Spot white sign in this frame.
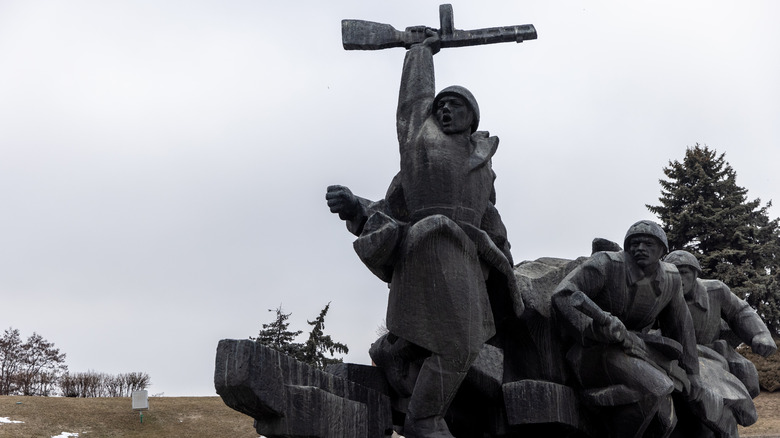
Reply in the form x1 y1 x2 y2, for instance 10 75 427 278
132 390 149 411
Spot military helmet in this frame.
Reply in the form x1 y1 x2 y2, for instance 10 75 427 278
433 85 480 133
623 220 669 254
664 250 703 274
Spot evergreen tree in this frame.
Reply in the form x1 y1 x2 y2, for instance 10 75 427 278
251 306 304 360
252 303 349 368
647 144 780 332
300 303 349 369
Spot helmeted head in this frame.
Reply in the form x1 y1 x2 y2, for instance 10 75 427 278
664 250 702 296
623 220 669 253
433 85 480 134
624 220 669 270
664 250 702 274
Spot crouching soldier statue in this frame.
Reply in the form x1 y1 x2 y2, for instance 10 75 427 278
552 220 704 438
665 249 777 438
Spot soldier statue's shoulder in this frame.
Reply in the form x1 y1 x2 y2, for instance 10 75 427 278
699 278 729 293
602 250 624 263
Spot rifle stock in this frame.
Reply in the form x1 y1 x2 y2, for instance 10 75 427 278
342 20 408 51
342 19 537 51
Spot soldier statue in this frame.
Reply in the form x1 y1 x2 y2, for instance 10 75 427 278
665 249 777 438
552 220 704 438
327 28 523 437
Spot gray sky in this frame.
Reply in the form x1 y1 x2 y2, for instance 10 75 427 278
1 1 778 397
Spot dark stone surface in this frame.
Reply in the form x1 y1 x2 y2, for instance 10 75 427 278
665 249 778 437
506 257 586 384
341 4 537 51
326 362 393 397
325 6 537 435
503 380 580 429
215 340 392 438
215 246 774 437
215 5 774 437
551 221 703 438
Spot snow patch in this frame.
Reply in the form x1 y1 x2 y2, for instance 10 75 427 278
51 433 78 438
0 417 24 424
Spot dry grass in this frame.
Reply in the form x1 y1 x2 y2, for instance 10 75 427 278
1 392 779 437
740 391 780 437
0 395 258 437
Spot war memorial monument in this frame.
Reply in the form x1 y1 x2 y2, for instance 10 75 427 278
214 5 776 437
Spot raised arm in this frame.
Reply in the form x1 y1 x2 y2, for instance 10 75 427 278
396 32 439 150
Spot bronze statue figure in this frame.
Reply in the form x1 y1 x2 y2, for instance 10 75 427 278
665 250 777 438
327 5 537 437
552 220 704 438
327 30 523 438
216 6 776 438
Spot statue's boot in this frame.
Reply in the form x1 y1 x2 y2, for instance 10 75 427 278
404 354 470 438
403 416 454 438
606 395 675 438
369 333 425 398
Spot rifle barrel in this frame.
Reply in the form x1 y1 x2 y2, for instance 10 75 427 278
342 19 537 51
442 25 537 48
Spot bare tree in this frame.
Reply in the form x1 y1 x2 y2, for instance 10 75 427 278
60 370 150 397
1 328 67 396
0 328 23 395
124 372 151 395
15 332 67 396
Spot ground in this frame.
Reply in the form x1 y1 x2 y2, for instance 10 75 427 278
740 391 780 437
0 392 778 437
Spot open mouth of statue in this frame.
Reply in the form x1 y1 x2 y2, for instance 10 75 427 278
441 114 452 124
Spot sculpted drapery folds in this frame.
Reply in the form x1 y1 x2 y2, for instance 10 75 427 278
552 220 702 438
665 250 777 437
326 32 521 438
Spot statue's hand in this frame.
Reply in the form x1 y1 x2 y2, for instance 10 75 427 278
590 314 627 345
751 332 777 357
418 28 441 55
326 185 360 221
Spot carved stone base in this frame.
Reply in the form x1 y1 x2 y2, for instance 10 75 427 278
215 339 393 438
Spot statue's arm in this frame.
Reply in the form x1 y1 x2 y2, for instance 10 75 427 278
480 203 513 265
479 168 512 262
325 185 374 236
659 282 700 375
718 282 777 357
326 173 406 236
551 257 610 345
396 36 437 150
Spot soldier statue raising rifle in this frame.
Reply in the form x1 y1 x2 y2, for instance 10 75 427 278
327 5 536 437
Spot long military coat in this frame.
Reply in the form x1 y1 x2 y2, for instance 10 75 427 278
345 43 520 357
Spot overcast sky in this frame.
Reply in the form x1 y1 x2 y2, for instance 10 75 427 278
1 1 778 397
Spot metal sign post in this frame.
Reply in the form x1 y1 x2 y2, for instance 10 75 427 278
132 390 149 424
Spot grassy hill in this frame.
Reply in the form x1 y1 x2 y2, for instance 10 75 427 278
0 395 258 437
1 393 779 437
